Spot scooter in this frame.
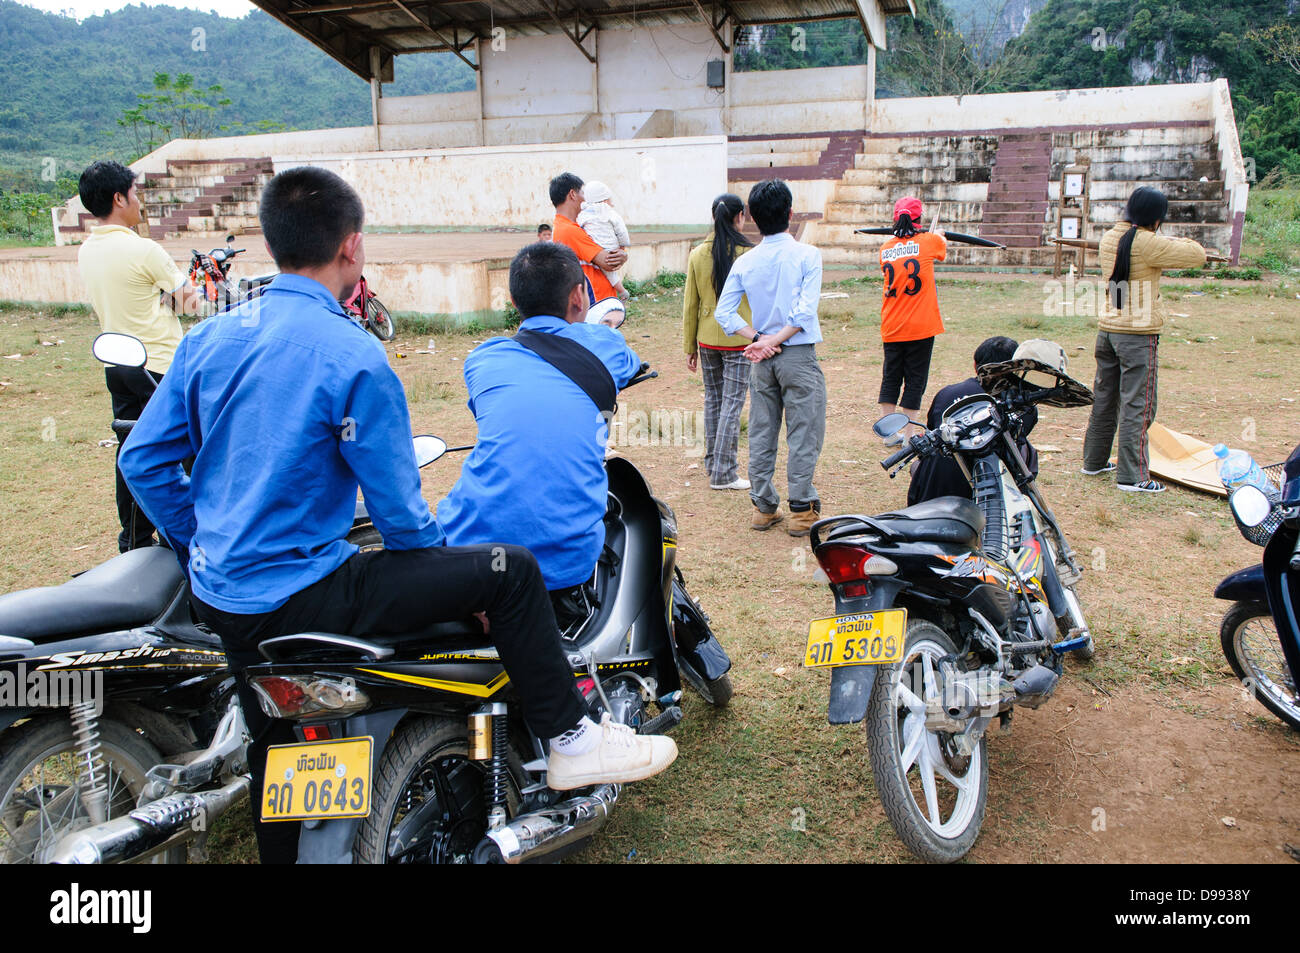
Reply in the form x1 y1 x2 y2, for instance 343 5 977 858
1214 447 1300 730
240 365 732 864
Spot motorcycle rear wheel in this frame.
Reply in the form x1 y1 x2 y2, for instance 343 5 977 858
0 715 182 864
1221 601 1300 730
866 620 989 863
354 716 498 864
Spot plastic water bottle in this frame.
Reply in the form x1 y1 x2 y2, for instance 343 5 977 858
1213 444 1278 500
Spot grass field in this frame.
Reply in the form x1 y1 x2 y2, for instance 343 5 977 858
1 267 1298 864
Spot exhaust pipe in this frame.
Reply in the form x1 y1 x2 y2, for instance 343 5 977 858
473 784 619 864
48 774 250 864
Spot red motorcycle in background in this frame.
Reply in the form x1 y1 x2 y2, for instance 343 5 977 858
190 235 395 342
342 274 395 341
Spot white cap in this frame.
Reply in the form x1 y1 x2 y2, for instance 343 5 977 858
582 180 613 204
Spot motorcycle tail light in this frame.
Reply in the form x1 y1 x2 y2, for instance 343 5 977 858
251 676 310 718
816 545 897 583
250 676 369 719
301 723 333 742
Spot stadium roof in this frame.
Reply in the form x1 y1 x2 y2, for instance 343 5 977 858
249 0 915 81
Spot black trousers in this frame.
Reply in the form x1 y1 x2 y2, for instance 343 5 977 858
193 543 588 863
879 337 935 410
106 365 162 552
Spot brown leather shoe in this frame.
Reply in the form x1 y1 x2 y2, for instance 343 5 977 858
751 507 784 531
787 505 820 538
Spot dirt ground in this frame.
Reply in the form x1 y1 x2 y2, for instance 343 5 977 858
1 269 1297 864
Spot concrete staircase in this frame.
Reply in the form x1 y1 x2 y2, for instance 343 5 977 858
144 158 273 238
55 157 273 244
980 132 1052 248
806 120 1235 270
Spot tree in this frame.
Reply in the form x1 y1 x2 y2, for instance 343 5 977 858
1247 22 1300 77
116 71 233 160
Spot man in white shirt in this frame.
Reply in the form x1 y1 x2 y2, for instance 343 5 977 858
77 159 201 550
713 179 826 538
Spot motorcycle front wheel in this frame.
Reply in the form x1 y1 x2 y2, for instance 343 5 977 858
364 296 396 341
0 715 182 864
866 620 989 863
354 716 498 864
1221 601 1300 730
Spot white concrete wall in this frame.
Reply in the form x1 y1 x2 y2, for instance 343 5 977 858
274 136 725 227
731 65 869 134
481 32 595 121
871 83 1215 132
1211 78 1248 218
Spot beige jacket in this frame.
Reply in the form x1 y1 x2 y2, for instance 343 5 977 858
1097 222 1206 335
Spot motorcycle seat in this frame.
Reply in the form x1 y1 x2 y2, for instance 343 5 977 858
873 496 985 550
0 547 186 641
257 620 492 662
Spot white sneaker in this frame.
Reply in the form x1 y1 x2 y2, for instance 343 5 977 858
883 432 905 447
710 477 751 490
546 713 678 790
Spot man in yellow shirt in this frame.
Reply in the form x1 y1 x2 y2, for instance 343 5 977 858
77 159 201 550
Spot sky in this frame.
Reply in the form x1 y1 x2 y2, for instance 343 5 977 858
13 0 256 19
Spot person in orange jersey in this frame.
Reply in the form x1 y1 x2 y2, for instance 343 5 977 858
877 195 947 443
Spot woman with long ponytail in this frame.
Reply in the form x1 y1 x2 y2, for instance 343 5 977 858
683 193 755 490
1081 186 1207 493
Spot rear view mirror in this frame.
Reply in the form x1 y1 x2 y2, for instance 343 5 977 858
413 434 447 468
1230 485 1272 528
91 332 148 369
586 297 626 329
872 413 910 438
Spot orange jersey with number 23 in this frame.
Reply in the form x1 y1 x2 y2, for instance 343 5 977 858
879 231 947 343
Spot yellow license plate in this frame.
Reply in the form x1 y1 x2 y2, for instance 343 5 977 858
261 737 372 822
804 609 907 668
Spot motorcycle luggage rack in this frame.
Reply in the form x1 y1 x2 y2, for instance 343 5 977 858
809 514 892 549
257 632 395 662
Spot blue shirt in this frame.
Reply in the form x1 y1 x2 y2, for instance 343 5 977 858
437 315 640 590
713 231 823 344
118 273 441 614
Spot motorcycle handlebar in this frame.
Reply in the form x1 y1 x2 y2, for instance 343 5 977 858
881 441 917 470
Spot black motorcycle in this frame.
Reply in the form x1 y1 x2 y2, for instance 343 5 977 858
1214 447 1300 730
804 359 1094 862
0 334 437 865
240 367 732 864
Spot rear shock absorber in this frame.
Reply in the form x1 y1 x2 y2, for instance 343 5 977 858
69 700 109 825
469 702 510 831
971 456 1007 562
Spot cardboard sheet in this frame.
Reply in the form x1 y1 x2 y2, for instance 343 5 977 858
1147 423 1226 496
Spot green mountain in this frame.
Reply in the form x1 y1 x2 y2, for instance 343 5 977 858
999 0 1300 176
0 0 474 194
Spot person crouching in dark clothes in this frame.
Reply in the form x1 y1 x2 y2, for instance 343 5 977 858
907 336 1039 506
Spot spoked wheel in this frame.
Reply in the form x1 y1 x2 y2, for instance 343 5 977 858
0 716 179 864
354 717 496 864
1221 601 1300 731
364 296 395 341
866 620 989 863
